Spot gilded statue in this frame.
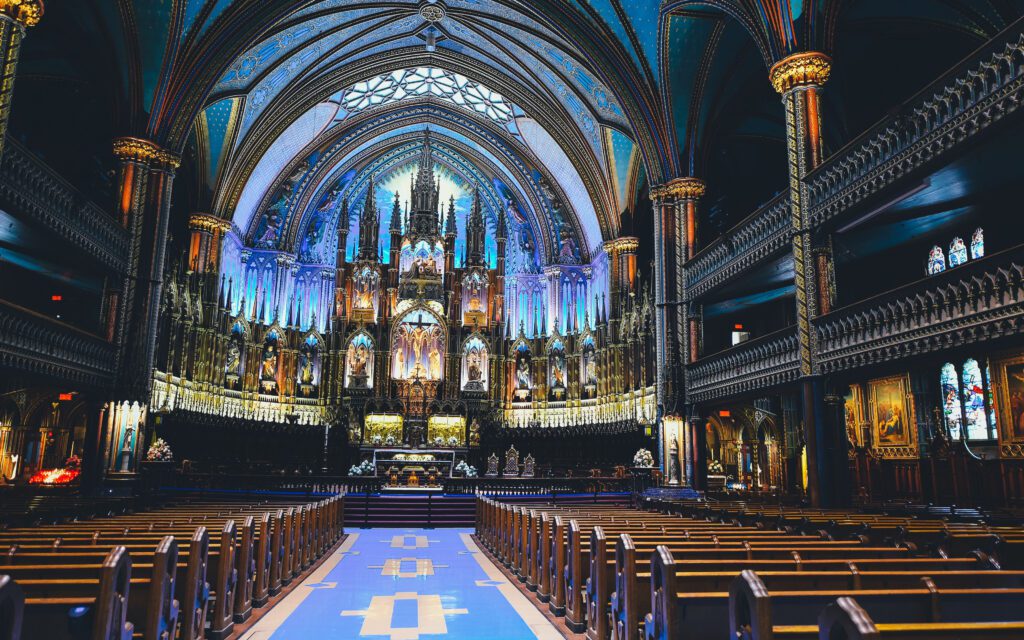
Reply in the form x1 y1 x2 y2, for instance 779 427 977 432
261 343 278 380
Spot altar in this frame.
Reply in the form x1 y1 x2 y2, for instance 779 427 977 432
373 449 457 487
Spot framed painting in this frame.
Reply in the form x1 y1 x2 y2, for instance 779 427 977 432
994 353 1024 444
868 375 914 447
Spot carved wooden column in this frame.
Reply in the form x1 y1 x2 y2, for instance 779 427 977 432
771 51 833 505
0 0 42 161
107 137 180 473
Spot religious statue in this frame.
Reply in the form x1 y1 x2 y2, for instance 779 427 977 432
469 419 481 448
393 348 405 379
585 355 597 385
551 352 566 388
668 438 680 485
429 349 442 380
354 276 373 309
261 343 278 381
349 344 368 376
118 425 135 472
299 351 314 385
467 350 482 382
225 341 241 375
516 356 531 389
411 326 429 370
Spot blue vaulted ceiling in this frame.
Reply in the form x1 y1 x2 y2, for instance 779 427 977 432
19 0 1024 246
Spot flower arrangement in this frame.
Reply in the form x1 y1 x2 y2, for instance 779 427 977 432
433 436 445 447
384 434 398 447
370 434 383 446
632 448 654 468
146 438 173 462
64 454 82 470
447 435 460 447
708 459 724 474
348 459 376 476
455 460 478 478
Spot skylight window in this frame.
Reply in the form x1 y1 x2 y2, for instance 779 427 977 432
340 67 517 125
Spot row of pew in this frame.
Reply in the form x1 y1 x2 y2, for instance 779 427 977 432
476 496 1024 639
0 494 343 640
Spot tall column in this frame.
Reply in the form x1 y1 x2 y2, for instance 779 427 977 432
668 178 704 374
108 136 180 473
187 213 230 274
770 52 834 506
649 189 674 414
0 1 42 161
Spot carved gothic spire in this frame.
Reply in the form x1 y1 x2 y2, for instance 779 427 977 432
357 175 379 260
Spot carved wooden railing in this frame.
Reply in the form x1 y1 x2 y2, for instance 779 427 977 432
815 245 1024 374
806 20 1024 228
686 328 800 404
684 193 791 300
0 137 127 272
0 299 116 386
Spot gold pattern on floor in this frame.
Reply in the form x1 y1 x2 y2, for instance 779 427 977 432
340 591 468 640
369 557 448 578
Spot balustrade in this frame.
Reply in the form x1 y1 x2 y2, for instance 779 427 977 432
0 136 128 272
815 245 1024 373
807 23 1024 228
685 328 800 403
0 298 116 385
684 194 791 300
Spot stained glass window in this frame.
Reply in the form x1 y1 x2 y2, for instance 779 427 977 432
986 364 997 431
942 359 998 441
970 227 985 260
940 362 962 440
961 359 990 440
948 237 968 268
927 245 946 275
340 67 518 125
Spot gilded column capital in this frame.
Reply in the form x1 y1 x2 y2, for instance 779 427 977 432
769 51 832 94
112 136 181 171
0 0 43 27
650 177 705 201
603 236 639 255
188 213 231 233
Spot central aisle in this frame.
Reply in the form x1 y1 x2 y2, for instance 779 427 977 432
240 528 563 640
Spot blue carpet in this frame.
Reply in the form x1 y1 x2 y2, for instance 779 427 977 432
265 528 543 639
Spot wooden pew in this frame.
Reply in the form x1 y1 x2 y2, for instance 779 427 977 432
643 561 1024 640
728 571 1024 640
816 596 1024 639
0 574 23 640
0 494 342 640
20 546 133 640
582 529 902 640
611 534 993 640
3 537 179 640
